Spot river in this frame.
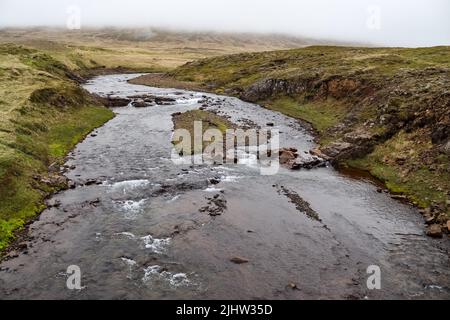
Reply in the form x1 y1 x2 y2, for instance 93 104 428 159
0 74 448 299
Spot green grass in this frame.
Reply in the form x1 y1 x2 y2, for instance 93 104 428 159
265 96 348 133
47 106 113 157
0 44 114 252
345 130 450 213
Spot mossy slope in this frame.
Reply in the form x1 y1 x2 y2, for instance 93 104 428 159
0 44 114 251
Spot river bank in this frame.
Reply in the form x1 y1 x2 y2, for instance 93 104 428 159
0 44 116 252
130 46 450 237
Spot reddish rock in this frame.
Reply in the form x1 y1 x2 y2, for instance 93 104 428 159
279 148 298 164
309 148 331 161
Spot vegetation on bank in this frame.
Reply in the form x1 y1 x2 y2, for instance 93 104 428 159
134 46 450 226
0 44 114 251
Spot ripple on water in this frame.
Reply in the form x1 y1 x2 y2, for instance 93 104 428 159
204 187 223 192
107 179 151 193
114 199 147 219
141 235 171 254
220 175 241 183
142 265 191 287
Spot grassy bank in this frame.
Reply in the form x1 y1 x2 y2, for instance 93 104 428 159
0 44 114 251
134 46 450 227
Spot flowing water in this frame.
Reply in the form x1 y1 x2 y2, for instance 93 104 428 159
0 74 448 300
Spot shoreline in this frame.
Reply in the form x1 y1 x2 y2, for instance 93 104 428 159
130 72 449 238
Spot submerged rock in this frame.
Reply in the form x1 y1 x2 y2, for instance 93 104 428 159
230 256 249 264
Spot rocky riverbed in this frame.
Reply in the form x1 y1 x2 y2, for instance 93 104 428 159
0 74 448 300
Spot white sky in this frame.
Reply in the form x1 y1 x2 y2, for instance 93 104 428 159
0 0 449 47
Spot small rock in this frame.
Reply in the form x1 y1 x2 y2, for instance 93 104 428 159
230 256 249 264
47 199 61 208
89 198 101 206
209 178 220 185
426 224 443 238
266 122 274 127
288 283 300 290
132 99 148 108
48 162 60 173
424 215 435 225
391 194 407 200
85 179 98 186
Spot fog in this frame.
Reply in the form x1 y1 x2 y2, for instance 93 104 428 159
0 0 449 47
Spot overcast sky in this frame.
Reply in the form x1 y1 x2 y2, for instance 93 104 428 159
0 0 449 47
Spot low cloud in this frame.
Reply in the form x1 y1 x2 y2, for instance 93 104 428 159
0 0 449 47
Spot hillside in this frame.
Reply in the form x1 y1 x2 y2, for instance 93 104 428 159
0 44 114 250
132 46 450 229
0 27 320 75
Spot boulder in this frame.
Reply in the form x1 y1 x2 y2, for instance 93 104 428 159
105 97 131 107
321 141 353 158
343 129 376 144
279 148 298 165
